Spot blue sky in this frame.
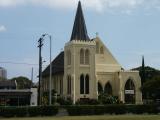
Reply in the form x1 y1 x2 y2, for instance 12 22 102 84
0 0 160 82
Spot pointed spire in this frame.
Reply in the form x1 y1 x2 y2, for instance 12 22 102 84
141 55 146 85
70 1 90 41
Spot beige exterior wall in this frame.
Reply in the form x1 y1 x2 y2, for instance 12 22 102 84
64 40 97 103
42 37 142 104
119 71 142 104
42 74 63 96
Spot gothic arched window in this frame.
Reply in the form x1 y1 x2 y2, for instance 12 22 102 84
80 74 90 94
124 79 135 104
98 82 103 94
80 49 84 64
96 42 99 53
67 75 71 94
85 74 89 94
67 50 71 65
80 74 84 94
85 49 89 65
104 82 112 95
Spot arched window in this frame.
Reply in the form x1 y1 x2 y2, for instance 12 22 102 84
100 46 104 54
80 49 84 64
85 74 89 94
96 42 99 53
125 79 135 90
85 49 89 65
125 79 135 104
67 50 71 65
80 74 90 94
104 82 112 95
67 75 71 94
98 82 103 94
80 74 84 94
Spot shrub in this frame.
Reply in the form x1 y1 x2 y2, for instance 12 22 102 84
76 98 100 105
15 107 27 117
41 106 58 116
57 97 73 105
126 105 159 114
67 105 105 116
28 106 41 117
28 106 58 117
98 94 120 104
103 105 126 114
1 107 16 118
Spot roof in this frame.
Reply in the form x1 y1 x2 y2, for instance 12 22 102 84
0 80 16 88
0 89 32 96
70 1 90 41
42 51 64 77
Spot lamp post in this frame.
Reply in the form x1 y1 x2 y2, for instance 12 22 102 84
42 34 52 105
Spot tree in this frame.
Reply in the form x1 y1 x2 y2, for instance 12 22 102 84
9 76 32 89
141 76 160 100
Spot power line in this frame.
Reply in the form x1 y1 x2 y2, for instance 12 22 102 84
0 61 38 66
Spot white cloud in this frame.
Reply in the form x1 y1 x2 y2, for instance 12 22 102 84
0 0 160 13
0 25 6 32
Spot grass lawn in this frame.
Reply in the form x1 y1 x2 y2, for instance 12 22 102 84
0 115 160 120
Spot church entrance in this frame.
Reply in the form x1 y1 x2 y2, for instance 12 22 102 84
124 79 135 104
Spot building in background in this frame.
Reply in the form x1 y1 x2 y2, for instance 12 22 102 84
0 67 7 80
42 1 142 104
0 80 37 106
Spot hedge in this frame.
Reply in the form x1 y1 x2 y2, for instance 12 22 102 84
126 105 159 114
0 104 159 117
0 106 58 118
66 105 159 116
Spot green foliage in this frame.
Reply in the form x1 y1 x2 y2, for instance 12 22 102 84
0 106 58 118
57 97 73 105
104 105 126 114
142 77 160 93
0 107 16 117
10 76 32 89
42 89 57 105
66 105 159 116
133 66 160 100
28 106 41 117
98 93 121 104
67 105 104 116
141 77 160 100
126 105 159 114
41 106 58 116
27 106 59 117
75 98 100 105
15 107 27 117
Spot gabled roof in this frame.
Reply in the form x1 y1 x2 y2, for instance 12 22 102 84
42 51 64 77
70 1 90 41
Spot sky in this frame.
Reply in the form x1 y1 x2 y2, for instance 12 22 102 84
0 0 160 82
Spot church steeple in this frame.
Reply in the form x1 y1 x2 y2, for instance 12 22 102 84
70 1 90 41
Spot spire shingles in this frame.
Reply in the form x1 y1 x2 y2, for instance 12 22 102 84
70 1 90 41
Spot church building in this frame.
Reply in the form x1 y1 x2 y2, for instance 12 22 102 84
42 1 142 104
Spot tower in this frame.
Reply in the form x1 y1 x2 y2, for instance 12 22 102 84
63 1 97 103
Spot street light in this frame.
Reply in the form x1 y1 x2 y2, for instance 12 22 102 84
42 34 52 105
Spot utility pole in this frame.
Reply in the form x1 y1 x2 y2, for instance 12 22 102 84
38 37 43 106
31 67 33 88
